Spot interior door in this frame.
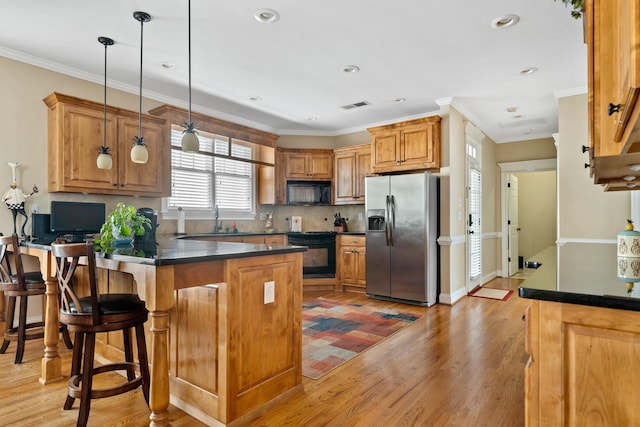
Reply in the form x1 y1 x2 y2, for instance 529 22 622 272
508 174 519 276
466 137 482 293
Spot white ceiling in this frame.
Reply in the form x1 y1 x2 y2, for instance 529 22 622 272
0 0 587 143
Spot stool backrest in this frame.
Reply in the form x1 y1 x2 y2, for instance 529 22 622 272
0 233 26 290
51 239 101 325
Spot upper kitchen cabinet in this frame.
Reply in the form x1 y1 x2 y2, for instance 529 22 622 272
282 148 333 180
44 92 169 196
368 116 441 174
334 144 372 205
587 0 640 190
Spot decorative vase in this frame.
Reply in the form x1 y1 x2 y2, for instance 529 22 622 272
112 224 134 247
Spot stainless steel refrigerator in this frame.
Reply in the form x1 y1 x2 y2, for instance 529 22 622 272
365 172 438 306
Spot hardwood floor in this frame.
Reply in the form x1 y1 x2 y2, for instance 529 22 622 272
0 277 527 426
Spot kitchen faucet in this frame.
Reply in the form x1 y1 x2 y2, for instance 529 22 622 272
214 205 223 233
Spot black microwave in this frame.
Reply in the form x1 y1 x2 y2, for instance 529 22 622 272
286 180 331 205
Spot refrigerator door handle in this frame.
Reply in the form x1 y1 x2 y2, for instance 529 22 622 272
389 194 395 246
385 195 391 246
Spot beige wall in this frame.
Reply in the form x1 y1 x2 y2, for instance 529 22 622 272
496 138 558 163
557 94 628 239
515 171 556 260
480 130 500 281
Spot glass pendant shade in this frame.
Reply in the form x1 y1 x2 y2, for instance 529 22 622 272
181 131 199 152
97 152 113 169
130 144 149 163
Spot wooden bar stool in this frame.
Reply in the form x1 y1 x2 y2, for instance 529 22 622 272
0 233 46 364
51 239 150 427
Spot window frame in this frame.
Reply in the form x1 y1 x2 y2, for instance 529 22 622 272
161 125 259 221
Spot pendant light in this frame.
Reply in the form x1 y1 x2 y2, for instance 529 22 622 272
96 36 114 170
181 0 199 153
131 11 151 164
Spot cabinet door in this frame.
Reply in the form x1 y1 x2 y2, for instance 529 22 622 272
334 151 357 204
401 123 433 169
284 153 309 179
308 153 333 179
61 104 119 192
355 247 366 286
371 130 401 172
264 235 286 245
340 246 358 284
355 148 371 201
117 117 166 196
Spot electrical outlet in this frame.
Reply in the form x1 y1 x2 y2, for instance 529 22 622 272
264 281 275 304
259 212 266 221
358 212 363 221
30 204 39 214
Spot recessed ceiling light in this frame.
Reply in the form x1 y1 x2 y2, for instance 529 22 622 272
506 106 518 113
491 14 520 29
341 65 360 74
520 67 538 75
523 129 532 134
394 98 407 103
513 114 523 119
161 62 175 69
255 9 280 23
307 117 318 121
249 96 262 102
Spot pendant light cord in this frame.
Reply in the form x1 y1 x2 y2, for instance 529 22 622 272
138 17 144 138
187 0 192 125
103 41 108 149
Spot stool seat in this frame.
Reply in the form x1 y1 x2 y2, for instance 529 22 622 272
52 239 150 427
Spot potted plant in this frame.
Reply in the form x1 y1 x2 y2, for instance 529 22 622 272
96 202 151 252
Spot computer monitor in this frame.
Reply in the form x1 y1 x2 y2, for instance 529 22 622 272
49 201 105 241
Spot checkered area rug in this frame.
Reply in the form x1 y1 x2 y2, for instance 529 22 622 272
302 297 423 379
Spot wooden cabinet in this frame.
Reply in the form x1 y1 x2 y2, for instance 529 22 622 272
525 299 640 425
337 235 366 291
44 92 169 196
334 144 372 205
368 116 440 174
283 149 333 180
586 0 640 190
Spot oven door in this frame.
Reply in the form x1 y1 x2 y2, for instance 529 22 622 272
288 234 336 278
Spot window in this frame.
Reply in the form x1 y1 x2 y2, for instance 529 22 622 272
163 125 256 220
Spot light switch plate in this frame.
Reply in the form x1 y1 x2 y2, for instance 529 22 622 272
264 281 275 304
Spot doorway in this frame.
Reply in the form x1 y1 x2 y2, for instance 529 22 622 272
466 124 482 293
499 159 557 277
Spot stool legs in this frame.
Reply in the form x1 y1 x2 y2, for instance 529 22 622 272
78 332 96 427
0 295 16 355
135 323 150 404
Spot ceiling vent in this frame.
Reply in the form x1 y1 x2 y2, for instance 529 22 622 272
341 100 371 110
498 117 547 129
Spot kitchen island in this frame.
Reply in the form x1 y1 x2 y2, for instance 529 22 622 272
519 243 640 426
22 237 306 427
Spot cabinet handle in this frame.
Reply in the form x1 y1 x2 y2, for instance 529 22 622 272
608 103 622 116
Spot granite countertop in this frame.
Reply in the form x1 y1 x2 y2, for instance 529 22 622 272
22 235 306 267
519 243 640 312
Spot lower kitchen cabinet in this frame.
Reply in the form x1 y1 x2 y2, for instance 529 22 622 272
525 299 640 426
337 235 366 292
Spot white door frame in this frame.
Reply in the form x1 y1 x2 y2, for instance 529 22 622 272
498 159 556 277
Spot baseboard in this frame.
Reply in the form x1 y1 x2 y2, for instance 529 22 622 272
439 287 467 305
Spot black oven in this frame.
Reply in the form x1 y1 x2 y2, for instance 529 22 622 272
287 232 336 278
